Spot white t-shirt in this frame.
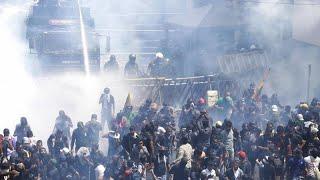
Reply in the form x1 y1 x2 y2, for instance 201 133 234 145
95 164 106 179
304 156 320 177
102 94 111 109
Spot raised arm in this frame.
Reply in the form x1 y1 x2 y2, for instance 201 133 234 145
70 130 76 151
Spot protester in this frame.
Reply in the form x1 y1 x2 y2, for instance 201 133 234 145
170 136 193 178
70 121 87 152
99 87 115 129
53 110 73 140
225 160 244 180
85 114 102 148
304 148 320 179
14 117 32 144
2 83 320 180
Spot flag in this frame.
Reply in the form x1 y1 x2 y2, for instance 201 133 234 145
124 93 132 108
252 68 271 101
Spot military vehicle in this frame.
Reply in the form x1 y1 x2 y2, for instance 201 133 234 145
26 0 100 72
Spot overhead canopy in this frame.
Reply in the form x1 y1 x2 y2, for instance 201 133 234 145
167 0 244 28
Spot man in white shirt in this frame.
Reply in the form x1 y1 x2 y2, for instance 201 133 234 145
304 148 320 179
170 136 193 179
222 120 235 159
201 161 218 180
99 87 115 130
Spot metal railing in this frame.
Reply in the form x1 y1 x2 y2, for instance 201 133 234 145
218 50 270 74
121 74 240 106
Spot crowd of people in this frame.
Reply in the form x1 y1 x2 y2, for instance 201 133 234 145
1 82 320 180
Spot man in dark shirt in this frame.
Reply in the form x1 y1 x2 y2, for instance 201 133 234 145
104 54 119 74
287 149 306 179
71 121 88 152
170 157 189 180
90 144 105 166
238 151 252 180
257 122 274 157
14 117 32 144
121 126 139 158
124 54 140 78
1 128 13 158
47 130 69 158
85 114 102 148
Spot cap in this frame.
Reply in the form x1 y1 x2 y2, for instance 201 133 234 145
157 126 166 134
300 103 309 109
297 114 304 121
215 121 223 127
238 151 247 159
60 147 70 154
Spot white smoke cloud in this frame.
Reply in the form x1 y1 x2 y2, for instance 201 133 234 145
0 3 36 133
245 1 320 105
2 0 320 144
0 2 129 144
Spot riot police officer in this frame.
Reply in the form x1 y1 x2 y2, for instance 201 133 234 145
147 52 166 77
124 54 140 78
104 54 119 74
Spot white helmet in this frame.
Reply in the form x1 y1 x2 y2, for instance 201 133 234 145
157 126 166 134
215 121 223 127
271 105 278 112
60 147 70 154
297 114 304 121
156 52 164 59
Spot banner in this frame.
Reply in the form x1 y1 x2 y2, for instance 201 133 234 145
207 90 219 107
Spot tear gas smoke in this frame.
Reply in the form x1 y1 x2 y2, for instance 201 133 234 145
0 2 129 142
1 0 320 142
245 1 320 105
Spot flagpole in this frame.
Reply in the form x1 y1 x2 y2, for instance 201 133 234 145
307 64 311 102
